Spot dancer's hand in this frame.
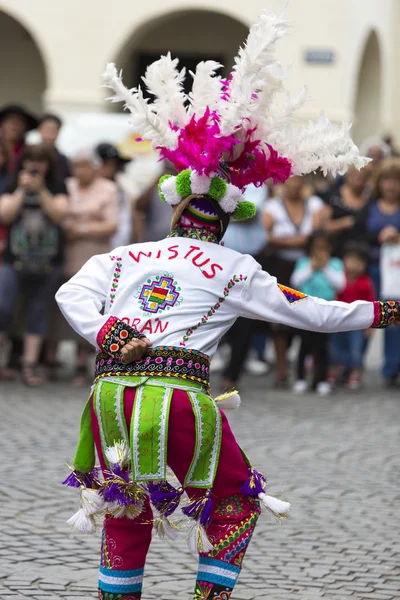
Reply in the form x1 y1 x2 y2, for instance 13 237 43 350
121 337 152 364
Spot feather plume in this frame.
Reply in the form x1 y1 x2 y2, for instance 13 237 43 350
142 53 188 128
102 63 178 148
188 60 223 117
219 10 288 136
269 112 371 176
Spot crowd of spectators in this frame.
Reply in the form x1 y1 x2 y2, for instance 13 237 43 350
0 102 399 392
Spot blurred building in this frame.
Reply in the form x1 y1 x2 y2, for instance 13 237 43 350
1 0 400 144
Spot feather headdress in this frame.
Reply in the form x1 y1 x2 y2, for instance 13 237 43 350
103 10 369 220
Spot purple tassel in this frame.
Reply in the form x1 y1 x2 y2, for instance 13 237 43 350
62 467 101 488
147 481 184 517
182 490 213 527
104 484 129 505
241 468 267 498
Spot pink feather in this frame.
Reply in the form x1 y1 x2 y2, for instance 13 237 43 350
158 108 239 176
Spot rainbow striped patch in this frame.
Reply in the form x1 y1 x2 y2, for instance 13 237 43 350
278 284 307 304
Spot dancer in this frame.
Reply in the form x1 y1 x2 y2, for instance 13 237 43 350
56 11 400 600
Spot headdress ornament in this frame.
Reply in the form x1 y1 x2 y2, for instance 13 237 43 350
103 10 369 221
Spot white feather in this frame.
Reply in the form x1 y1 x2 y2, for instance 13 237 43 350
219 10 288 136
67 508 96 533
153 516 180 541
105 441 130 468
270 112 371 176
259 493 291 517
102 63 178 149
214 391 241 410
188 60 223 117
142 53 188 128
80 488 105 516
187 523 214 554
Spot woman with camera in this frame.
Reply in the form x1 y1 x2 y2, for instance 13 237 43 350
0 144 68 386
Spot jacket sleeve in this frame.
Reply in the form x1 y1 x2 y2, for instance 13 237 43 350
56 252 142 357
238 261 380 333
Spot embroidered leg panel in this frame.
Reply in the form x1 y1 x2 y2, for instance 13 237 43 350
98 500 153 600
193 494 261 599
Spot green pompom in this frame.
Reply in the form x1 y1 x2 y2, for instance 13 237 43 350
158 174 172 202
208 176 227 201
232 201 257 221
175 170 192 198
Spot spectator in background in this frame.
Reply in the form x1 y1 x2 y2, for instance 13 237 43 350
48 149 119 385
263 176 324 387
0 139 10 258
38 114 70 182
366 159 400 297
291 231 345 396
365 158 400 386
134 161 177 242
321 166 371 255
0 145 68 385
0 104 38 173
96 142 132 247
329 243 375 391
221 184 269 388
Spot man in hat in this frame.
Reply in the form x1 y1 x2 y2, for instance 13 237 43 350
96 142 133 247
0 103 38 173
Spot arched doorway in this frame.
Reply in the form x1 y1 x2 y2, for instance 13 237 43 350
109 9 248 105
352 30 381 145
0 10 47 113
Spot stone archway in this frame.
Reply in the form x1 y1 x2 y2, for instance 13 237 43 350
352 30 382 145
109 9 248 107
0 10 47 113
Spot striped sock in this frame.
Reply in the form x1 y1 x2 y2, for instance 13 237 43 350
194 556 240 598
98 566 144 599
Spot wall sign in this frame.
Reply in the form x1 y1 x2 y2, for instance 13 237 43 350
305 50 335 64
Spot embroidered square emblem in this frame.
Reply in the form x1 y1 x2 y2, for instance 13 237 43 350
278 283 307 304
138 274 182 314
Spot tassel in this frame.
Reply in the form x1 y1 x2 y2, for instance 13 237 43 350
105 441 130 468
107 499 145 519
147 481 184 517
62 467 101 489
259 492 290 518
182 490 213 527
67 508 96 533
187 522 214 554
153 516 180 541
241 468 267 497
214 390 241 410
80 488 105 515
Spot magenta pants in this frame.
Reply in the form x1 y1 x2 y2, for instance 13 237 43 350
91 385 261 599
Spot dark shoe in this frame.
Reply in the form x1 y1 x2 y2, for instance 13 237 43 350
21 363 46 387
274 376 289 389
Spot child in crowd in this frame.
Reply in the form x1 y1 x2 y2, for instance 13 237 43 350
329 243 375 390
291 231 346 395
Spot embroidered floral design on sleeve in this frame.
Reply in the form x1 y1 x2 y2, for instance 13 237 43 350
109 256 122 306
135 272 183 315
372 300 400 328
181 274 247 347
97 317 144 360
278 283 307 304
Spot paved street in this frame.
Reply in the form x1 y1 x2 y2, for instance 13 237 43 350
1 366 399 600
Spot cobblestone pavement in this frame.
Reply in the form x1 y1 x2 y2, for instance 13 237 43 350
0 371 399 600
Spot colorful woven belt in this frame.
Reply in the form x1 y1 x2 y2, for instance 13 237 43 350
93 345 210 389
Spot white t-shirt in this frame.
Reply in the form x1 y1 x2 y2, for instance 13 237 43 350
265 195 324 261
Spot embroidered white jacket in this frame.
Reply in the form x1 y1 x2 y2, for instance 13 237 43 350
56 237 377 357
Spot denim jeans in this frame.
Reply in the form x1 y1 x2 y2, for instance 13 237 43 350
383 325 400 379
0 263 61 336
330 330 365 370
